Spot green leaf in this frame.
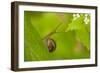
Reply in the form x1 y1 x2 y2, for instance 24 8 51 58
24 12 51 61
76 29 90 51
66 15 90 50
49 31 90 59
56 13 73 32
66 17 84 31
50 31 76 59
31 12 61 38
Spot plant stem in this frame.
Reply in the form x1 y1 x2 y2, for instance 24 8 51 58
42 14 67 40
42 22 62 40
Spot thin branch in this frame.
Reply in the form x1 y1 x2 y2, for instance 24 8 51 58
42 22 62 40
42 14 67 40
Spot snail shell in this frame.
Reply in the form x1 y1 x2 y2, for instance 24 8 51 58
47 38 56 52
44 38 56 52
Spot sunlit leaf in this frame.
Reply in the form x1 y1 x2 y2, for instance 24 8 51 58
66 15 90 50
24 12 51 61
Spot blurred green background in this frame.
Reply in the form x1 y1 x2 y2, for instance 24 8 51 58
24 11 90 61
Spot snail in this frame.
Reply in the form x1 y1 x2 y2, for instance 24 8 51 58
43 38 56 52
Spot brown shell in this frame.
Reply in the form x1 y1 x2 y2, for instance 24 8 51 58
47 38 56 52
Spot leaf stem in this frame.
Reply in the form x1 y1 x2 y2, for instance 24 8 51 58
42 22 62 40
42 14 67 40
